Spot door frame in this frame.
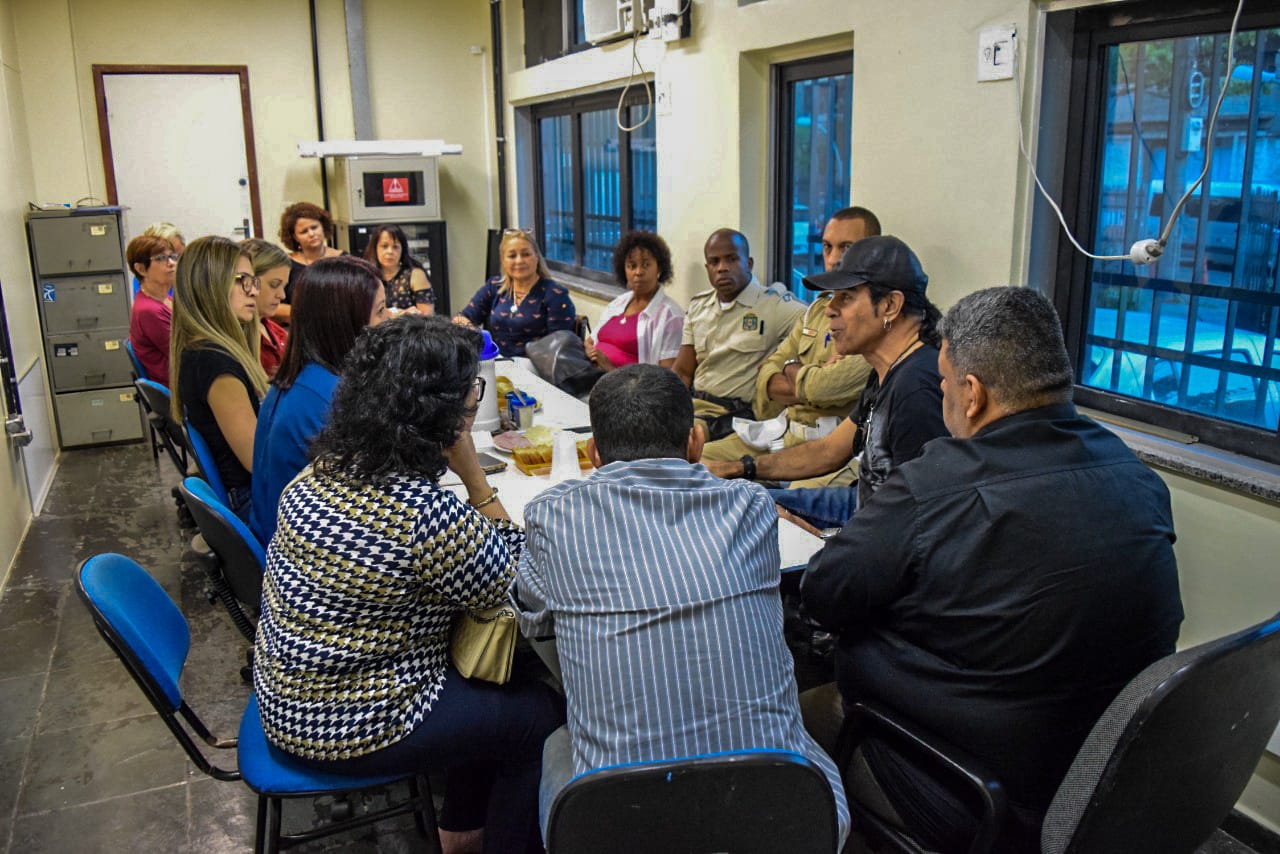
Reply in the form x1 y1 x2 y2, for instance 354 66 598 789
91 64 265 238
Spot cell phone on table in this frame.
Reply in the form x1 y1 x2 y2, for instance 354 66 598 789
476 451 508 474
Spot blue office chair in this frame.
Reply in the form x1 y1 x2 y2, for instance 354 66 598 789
545 749 839 854
178 476 264 643
184 419 229 507
77 553 439 854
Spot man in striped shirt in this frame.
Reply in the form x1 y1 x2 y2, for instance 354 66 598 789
513 363 849 845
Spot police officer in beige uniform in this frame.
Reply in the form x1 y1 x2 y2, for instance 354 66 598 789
701 208 882 476
673 229 805 441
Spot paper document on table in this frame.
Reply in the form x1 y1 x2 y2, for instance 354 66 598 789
779 518 825 572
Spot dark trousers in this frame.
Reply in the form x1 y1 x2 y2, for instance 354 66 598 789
304 664 564 854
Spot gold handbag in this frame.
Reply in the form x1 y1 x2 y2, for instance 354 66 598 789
451 604 519 684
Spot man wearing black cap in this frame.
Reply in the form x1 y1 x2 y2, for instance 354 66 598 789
705 235 947 531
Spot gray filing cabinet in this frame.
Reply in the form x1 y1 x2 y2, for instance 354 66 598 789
26 208 142 447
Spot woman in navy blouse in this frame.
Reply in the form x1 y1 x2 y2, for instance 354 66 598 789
453 230 576 356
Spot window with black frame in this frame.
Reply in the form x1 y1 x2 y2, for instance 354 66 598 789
1052 2 1280 463
532 91 657 282
772 53 853 299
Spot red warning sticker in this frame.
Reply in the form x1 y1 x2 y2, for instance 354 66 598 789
383 177 409 203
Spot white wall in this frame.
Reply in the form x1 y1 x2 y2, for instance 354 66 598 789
10 0 494 308
0 0 52 588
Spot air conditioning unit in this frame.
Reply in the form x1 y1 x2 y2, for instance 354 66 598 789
584 0 645 45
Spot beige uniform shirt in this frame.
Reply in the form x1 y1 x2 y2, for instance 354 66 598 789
753 296 871 425
683 280 806 403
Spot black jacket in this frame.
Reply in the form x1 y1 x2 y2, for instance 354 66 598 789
802 402 1183 850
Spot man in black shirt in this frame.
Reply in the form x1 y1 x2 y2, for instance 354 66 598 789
704 236 947 530
802 287 1184 852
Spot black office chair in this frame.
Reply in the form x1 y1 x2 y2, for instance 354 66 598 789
835 612 1280 854
1042 611 1280 854
545 749 839 854
178 476 264 644
134 378 190 476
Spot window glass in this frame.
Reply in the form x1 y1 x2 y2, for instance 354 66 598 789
582 108 621 272
630 105 657 233
531 94 657 279
539 114 575 265
775 57 853 298
1083 26 1280 433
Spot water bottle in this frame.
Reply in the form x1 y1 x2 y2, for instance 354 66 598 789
474 331 501 432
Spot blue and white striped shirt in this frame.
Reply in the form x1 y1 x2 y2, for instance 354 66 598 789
514 458 849 842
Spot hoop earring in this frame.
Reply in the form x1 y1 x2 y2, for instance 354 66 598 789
883 318 893 331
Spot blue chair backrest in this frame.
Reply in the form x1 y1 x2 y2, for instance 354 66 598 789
125 339 148 381
180 481 267 614
185 419 228 505
77 553 190 711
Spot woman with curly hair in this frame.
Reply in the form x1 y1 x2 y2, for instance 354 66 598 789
248 255 387 545
277 201 342 324
586 230 684 371
363 222 435 316
253 315 563 854
170 236 269 521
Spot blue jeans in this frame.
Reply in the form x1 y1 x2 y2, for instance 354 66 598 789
768 485 858 530
226 484 252 524
301 663 564 854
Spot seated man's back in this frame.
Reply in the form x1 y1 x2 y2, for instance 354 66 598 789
515 364 848 843
802 288 1184 851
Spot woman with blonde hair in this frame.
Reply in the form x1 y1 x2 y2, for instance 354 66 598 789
171 235 268 520
454 229 575 357
241 238 291 378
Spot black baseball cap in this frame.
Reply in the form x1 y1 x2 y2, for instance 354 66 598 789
802 235 928 294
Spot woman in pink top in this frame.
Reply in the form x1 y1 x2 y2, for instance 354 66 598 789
127 233 181 387
587 231 684 372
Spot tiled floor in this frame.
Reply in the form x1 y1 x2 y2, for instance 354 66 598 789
0 441 1273 853
0 443 423 853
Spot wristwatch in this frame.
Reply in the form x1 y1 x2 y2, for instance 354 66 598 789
739 454 757 481
782 358 803 371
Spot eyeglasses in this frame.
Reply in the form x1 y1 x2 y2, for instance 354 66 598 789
502 227 536 238
233 272 261 295
151 253 180 264
472 376 486 399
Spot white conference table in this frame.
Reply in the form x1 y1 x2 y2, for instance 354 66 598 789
445 358 826 573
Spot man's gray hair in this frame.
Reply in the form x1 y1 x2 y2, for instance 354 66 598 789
940 287 1074 410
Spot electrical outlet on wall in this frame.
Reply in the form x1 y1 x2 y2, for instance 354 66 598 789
977 25 1016 82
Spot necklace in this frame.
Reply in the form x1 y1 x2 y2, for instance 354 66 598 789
885 335 921 375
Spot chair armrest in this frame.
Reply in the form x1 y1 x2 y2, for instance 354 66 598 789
841 700 1007 854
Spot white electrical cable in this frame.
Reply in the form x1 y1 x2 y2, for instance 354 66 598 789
1015 0 1246 266
1155 0 1246 247
616 31 654 132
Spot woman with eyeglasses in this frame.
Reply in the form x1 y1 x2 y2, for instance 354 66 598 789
249 255 388 545
127 233 182 387
363 223 435 317
171 235 269 521
241 239 293 379
254 315 564 854
277 201 343 325
454 229 576 357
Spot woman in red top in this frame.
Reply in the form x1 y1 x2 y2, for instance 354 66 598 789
242 239 291 379
127 233 181 386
